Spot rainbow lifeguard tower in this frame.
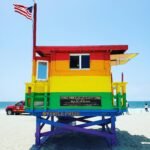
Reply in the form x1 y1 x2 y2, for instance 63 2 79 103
25 3 137 146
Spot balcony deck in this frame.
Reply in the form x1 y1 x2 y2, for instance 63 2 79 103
25 82 127 116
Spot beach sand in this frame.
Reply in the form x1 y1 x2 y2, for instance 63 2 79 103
0 109 150 150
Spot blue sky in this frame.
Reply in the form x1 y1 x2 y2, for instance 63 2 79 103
0 0 150 101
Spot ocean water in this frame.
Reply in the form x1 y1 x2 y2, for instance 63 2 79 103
128 101 150 109
0 102 17 110
0 101 150 110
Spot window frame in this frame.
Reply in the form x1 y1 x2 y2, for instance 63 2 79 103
36 60 49 81
70 53 90 70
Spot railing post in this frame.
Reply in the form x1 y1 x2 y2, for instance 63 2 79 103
30 94 34 110
44 84 48 110
123 83 127 108
31 85 35 110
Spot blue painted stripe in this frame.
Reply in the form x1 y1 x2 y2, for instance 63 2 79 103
26 109 125 116
26 109 123 112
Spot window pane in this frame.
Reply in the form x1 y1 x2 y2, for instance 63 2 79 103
37 62 47 80
82 55 90 68
70 56 79 69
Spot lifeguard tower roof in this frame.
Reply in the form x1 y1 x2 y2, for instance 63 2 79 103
35 45 128 55
35 45 137 66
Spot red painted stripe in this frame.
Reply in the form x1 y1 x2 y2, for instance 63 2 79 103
33 52 110 61
34 57 50 61
90 52 110 60
52 53 69 60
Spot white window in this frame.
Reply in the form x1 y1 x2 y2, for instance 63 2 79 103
37 60 48 80
70 54 90 69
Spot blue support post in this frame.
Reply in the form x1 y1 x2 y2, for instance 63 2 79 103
51 116 54 131
110 115 117 145
33 111 121 147
102 116 105 131
35 116 41 146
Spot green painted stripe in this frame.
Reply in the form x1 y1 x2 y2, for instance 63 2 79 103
50 92 112 109
25 92 126 110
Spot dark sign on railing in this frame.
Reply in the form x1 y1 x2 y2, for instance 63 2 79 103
60 96 101 106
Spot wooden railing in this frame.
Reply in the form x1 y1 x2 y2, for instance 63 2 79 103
112 82 127 109
25 82 49 110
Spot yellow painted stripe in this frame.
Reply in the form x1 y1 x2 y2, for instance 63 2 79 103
50 76 111 92
26 82 49 93
27 76 111 93
112 82 127 93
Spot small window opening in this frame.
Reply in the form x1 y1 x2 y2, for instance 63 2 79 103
37 61 48 80
70 54 90 69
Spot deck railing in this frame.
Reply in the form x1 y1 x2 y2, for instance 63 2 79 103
25 81 127 111
25 82 49 110
112 82 127 109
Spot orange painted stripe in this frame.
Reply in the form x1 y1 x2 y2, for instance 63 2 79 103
32 60 110 77
50 60 110 76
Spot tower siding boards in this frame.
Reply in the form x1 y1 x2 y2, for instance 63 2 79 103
25 46 127 111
